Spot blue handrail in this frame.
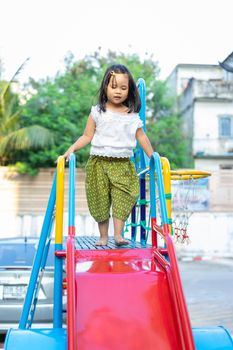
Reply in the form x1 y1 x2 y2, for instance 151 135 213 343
149 152 169 224
19 174 57 329
137 79 149 244
138 78 146 133
137 78 149 169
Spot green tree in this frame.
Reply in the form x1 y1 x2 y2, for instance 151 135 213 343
147 114 187 169
145 79 188 169
0 59 54 167
17 50 188 171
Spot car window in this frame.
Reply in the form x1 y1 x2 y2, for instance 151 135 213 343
0 243 55 267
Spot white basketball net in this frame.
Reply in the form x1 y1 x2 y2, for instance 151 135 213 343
171 177 197 244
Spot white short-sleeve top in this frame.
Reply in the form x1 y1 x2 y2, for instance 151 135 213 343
90 105 143 158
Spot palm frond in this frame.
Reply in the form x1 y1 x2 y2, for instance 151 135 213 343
0 125 54 156
0 58 30 112
0 111 21 133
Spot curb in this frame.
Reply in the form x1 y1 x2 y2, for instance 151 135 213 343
180 256 214 262
179 255 233 264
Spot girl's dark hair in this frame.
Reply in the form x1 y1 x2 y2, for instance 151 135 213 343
98 64 141 113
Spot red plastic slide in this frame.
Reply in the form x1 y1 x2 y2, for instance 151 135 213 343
67 246 194 350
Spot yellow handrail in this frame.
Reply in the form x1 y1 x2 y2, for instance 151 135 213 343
55 156 65 244
161 157 172 234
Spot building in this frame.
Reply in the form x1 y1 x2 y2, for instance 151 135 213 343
167 63 233 170
167 61 233 257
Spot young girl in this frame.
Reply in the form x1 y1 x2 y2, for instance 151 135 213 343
63 64 154 246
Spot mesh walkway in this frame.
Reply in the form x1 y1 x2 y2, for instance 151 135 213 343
75 236 151 250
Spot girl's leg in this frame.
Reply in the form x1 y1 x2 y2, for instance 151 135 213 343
108 159 139 246
96 219 109 246
113 217 129 245
85 157 111 246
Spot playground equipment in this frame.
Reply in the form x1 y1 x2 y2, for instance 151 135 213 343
4 80 233 350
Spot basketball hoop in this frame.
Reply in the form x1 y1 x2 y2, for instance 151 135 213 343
170 169 211 244
124 162 211 246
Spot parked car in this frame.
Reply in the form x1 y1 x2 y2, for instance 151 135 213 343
0 237 66 334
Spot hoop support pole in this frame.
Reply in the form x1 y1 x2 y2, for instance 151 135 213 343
171 169 211 181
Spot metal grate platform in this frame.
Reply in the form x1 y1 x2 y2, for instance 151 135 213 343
74 236 151 250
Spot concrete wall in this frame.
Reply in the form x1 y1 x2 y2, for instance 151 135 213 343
174 212 233 258
0 167 88 216
0 167 108 238
0 212 113 239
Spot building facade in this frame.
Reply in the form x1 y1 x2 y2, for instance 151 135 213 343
167 64 233 169
167 63 233 257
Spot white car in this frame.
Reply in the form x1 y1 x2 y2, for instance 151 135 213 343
0 237 66 334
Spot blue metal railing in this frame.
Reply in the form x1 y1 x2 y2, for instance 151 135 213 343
19 174 57 329
133 78 149 244
149 153 169 225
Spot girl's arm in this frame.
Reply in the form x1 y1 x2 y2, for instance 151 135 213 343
136 127 154 158
63 115 96 160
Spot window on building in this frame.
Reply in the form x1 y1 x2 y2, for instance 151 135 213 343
224 71 233 82
218 115 233 138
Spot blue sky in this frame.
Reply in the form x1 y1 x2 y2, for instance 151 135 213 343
0 0 232 83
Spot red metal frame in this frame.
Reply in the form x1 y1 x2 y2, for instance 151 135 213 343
67 229 76 350
152 221 195 350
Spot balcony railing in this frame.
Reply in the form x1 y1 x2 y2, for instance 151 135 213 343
193 137 233 155
195 80 233 99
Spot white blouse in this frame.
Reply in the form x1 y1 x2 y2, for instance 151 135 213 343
90 105 143 158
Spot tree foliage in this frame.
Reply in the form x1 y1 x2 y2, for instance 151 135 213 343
147 115 187 169
0 59 54 166
3 50 188 171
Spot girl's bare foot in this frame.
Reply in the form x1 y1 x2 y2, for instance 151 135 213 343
114 235 129 246
95 238 108 246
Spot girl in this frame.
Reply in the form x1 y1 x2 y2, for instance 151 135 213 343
63 64 154 246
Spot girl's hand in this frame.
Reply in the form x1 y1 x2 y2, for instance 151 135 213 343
63 146 75 161
55 146 75 163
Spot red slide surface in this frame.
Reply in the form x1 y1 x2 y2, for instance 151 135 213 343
70 247 194 350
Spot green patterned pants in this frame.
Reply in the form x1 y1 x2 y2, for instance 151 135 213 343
85 156 139 222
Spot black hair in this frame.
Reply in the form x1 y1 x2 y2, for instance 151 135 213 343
98 64 141 113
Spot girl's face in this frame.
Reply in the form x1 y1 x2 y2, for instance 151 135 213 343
106 73 129 106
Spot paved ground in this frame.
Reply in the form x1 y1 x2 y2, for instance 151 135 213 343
179 258 233 335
